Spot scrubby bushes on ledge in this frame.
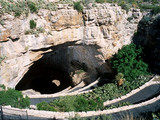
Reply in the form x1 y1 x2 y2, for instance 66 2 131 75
95 0 160 14
0 0 38 17
74 2 83 12
0 0 159 17
83 75 151 103
25 20 45 37
37 95 103 112
95 0 106 3
30 20 37 29
0 0 58 17
139 4 160 15
0 87 30 109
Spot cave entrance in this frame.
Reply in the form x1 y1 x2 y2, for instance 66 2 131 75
15 42 108 94
15 57 73 94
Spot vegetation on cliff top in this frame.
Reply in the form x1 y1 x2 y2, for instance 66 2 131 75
95 0 160 13
0 0 160 17
74 1 83 12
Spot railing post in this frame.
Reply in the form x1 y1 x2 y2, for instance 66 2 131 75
0 106 3 120
26 110 28 120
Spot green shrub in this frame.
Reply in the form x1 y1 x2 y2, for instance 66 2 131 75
115 73 124 86
0 56 6 64
30 20 36 29
73 96 101 111
143 0 159 4
0 0 159 17
139 4 160 15
152 111 160 119
83 83 119 103
82 0 95 6
37 95 103 112
0 84 6 90
37 27 45 33
44 2 57 11
127 17 134 22
83 74 151 105
118 1 130 12
105 102 132 109
14 11 22 17
152 6 160 15
28 1 38 13
115 73 124 81
151 0 159 4
0 0 56 17
59 0 74 5
111 43 149 82
37 101 56 111
0 88 30 108
25 26 45 36
14 1 27 17
96 0 105 3
0 20 5 25
74 2 83 12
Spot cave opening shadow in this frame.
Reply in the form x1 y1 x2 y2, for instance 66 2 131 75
15 60 73 94
132 15 160 74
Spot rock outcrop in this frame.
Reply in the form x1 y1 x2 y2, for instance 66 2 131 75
0 3 142 90
133 14 160 73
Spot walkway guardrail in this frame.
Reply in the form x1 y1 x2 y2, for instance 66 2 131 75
0 106 28 120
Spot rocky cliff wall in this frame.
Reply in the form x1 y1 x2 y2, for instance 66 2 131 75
0 2 142 89
133 14 160 74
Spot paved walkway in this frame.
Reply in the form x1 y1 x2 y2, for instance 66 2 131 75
103 76 159 106
1 94 160 120
1 76 160 119
29 76 160 106
104 82 160 106
29 79 99 105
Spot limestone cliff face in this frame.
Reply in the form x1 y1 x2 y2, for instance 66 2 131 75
0 3 142 88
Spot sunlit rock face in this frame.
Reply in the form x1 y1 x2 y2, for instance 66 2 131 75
0 3 142 90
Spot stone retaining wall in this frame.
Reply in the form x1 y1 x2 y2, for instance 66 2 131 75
104 81 160 106
29 89 92 105
1 95 160 120
1 76 160 119
28 78 100 99
29 76 158 105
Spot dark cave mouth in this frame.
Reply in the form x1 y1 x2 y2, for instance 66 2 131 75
15 43 103 95
15 60 73 94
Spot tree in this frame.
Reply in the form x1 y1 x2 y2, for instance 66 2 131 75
111 43 149 81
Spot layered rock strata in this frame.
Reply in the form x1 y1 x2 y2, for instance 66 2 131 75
0 3 142 89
